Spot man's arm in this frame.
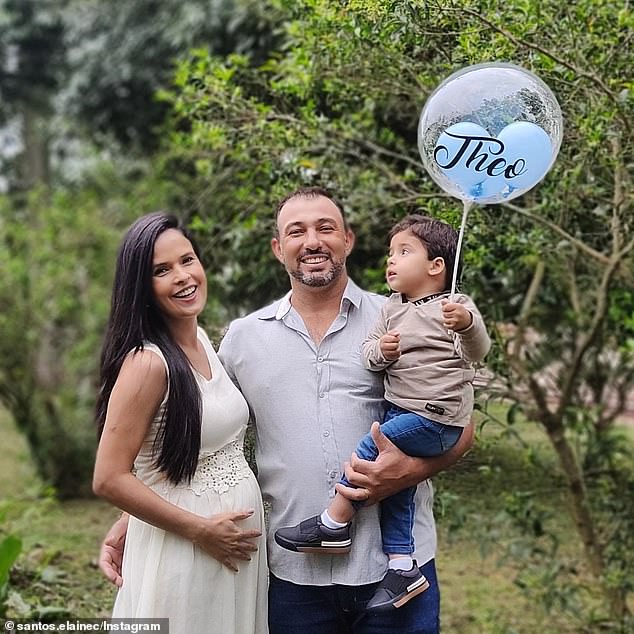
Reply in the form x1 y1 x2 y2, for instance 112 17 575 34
99 513 129 587
335 420 474 505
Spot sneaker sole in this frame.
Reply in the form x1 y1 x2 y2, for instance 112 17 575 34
296 544 351 554
366 576 431 613
275 534 352 554
393 578 430 608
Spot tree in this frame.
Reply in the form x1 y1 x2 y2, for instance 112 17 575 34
0 0 67 189
0 0 281 192
157 0 633 626
0 179 136 497
61 0 281 152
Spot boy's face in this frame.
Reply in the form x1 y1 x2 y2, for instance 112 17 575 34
386 229 445 298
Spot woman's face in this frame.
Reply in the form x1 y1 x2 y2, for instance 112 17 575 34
151 229 207 324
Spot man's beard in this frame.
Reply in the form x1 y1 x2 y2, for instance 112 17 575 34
290 256 345 287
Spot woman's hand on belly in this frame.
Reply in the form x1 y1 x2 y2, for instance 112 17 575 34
192 509 262 572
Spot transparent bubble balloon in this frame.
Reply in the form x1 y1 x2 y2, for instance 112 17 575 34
418 63 563 204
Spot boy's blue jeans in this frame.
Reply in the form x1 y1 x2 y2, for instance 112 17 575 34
340 404 463 555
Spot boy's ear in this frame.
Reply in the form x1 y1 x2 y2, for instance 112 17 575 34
428 257 445 277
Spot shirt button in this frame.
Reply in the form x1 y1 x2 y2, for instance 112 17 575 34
317 356 324 362
319 393 326 398
323 430 330 437
329 470 338 478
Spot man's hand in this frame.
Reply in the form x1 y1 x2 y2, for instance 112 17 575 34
379 331 401 360
335 420 475 504
99 514 129 587
335 422 417 504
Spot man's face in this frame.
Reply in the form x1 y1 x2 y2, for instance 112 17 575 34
271 195 354 288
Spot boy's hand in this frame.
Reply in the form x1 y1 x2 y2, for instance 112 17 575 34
379 331 401 360
441 300 472 331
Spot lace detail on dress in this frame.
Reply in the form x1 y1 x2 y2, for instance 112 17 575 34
188 440 253 495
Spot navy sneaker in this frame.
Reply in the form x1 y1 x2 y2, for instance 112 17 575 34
365 562 429 612
274 515 352 554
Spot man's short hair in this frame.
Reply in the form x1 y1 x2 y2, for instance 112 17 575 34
274 186 348 236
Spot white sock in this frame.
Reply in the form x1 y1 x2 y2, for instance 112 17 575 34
320 509 348 529
388 556 414 571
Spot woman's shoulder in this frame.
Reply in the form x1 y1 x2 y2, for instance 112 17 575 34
124 346 168 381
114 347 168 407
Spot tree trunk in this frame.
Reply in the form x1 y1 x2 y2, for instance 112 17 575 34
544 421 628 620
9 385 94 499
18 105 50 190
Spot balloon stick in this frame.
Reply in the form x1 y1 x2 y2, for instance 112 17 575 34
450 200 473 301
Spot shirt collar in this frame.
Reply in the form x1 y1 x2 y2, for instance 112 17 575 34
258 278 364 321
401 291 450 305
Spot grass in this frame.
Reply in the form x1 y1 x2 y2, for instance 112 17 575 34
0 410 119 619
1 406 630 631
434 414 581 633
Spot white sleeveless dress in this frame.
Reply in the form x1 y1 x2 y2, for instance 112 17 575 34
112 328 268 633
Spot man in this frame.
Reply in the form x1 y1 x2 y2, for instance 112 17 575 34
100 187 474 633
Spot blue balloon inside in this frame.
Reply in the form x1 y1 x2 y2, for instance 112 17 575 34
434 122 490 192
497 121 552 190
433 120 552 202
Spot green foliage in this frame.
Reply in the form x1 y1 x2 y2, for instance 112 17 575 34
434 419 587 631
0 534 22 612
157 0 632 316
0 490 109 621
0 0 288 497
0 177 140 497
61 0 282 151
0 0 283 192
584 429 634 595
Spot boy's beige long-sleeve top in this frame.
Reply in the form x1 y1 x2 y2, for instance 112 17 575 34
362 292 490 426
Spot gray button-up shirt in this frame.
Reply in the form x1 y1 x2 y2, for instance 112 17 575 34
218 279 436 586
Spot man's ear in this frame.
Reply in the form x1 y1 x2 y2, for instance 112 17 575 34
271 237 284 264
429 257 445 278
344 228 355 256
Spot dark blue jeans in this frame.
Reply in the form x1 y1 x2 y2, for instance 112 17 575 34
340 405 463 554
268 558 440 633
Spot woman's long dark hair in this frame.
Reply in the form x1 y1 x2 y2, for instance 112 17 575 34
96 212 203 484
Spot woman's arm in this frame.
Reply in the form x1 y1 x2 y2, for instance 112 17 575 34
93 351 261 573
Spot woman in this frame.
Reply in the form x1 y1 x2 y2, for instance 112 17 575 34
93 212 268 633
